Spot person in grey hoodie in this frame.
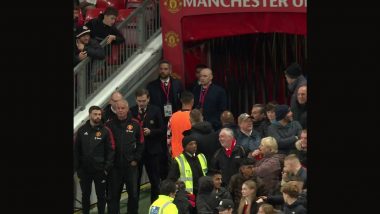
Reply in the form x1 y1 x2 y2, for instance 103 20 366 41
267 105 302 155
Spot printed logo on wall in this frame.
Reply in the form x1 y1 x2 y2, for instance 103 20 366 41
165 31 180 48
164 0 182 13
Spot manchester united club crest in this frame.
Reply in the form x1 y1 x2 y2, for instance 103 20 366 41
94 131 102 140
164 0 182 13
95 131 102 137
165 31 180 48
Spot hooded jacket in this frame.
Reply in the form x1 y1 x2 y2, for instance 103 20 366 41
186 121 221 164
85 14 125 44
196 176 219 214
282 198 307 214
267 121 302 155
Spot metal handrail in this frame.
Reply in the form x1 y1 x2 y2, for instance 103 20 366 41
73 0 160 113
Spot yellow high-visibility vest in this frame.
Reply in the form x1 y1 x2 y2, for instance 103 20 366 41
149 195 178 214
175 153 208 193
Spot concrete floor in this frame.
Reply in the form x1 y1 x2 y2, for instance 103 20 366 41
75 184 152 214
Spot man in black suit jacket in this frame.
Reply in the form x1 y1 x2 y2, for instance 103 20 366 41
147 60 184 179
130 89 165 203
193 67 227 130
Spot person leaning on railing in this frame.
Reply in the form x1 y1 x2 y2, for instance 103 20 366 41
85 6 125 45
74 25 105 67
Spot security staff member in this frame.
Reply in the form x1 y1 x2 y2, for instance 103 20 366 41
167 135 208 195
130 88 164 203
106 99 144 214
74 105 115 214
149 179 179 214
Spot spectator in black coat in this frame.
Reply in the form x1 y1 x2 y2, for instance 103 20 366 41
283 63 307 107
185 109 221 164
85 6 125 45
74 25 105 66
207 169 232 206
290 85 307 129
280 182 307 214
174 181 192 214
211 128 246 187
193 68 227 130
219 110 239 137
197 176 220 214
251 104 271 138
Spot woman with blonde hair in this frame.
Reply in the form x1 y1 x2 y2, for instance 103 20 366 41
237 180 259 214
250 137 283 195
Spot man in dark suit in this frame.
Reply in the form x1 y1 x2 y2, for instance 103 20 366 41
193 67 227 131
130 89 165 203
147 60 184 179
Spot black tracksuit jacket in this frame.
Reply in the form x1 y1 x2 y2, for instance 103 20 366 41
74 120 115 173
105 115 144 169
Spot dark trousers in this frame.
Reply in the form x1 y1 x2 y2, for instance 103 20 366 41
160 120 170 180
138 152 161 203
108 165 139 214
78 170 107 214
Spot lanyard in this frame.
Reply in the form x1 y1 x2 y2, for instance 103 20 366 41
161 81 171 103
199 85 210 108
137 109 147 125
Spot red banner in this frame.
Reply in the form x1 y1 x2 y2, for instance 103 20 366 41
160 0 307 81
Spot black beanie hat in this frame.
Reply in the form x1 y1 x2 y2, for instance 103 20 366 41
284 63 302 78
275 105 290 121
182 135 197 148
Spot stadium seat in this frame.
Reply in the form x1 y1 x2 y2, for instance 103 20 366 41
96 0 126 10
126 0 143 9
77 9 85 27
116 8 134 23
85 8 105 23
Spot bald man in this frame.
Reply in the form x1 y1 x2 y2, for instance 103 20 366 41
192 68 227 130
102 91 123 123
290 85 307 129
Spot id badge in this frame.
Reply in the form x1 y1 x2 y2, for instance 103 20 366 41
164 104 173 117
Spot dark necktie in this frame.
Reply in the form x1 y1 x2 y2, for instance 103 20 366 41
164 81 169 91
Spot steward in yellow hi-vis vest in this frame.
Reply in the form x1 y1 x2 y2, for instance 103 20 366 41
167 135 208 195
149 179 178 214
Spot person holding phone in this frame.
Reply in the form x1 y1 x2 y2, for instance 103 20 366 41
74 25 105 66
